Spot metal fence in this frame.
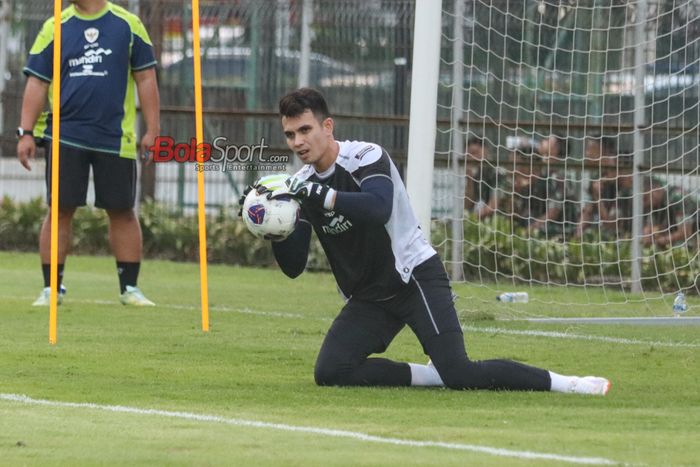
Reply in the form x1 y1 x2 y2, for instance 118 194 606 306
434 0 700 167
1 1 698 214
0 0 415 210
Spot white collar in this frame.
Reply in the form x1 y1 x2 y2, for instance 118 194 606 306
315 164 335 180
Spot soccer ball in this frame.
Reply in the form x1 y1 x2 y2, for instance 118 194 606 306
241 189 300 241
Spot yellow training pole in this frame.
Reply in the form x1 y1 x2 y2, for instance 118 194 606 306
49 0 63 345
191 0 210 331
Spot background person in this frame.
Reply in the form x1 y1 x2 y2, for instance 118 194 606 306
530 134 579 238
16 0 160 306
494 149 549 231
642 178 695 249
464 135 497 218
577 135 632 238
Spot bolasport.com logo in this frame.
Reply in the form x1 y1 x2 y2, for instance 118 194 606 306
149 136 290 172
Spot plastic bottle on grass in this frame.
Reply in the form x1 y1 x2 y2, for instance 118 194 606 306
673 292 687 318
497 292 529 303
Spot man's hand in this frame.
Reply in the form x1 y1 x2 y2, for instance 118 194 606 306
140 130 159 164
17 136 37 171
237 174 289 217
270 176 334 209
237 185 253 217
254 174 289 196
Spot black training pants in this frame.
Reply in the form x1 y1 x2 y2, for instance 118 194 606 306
314 255 551 391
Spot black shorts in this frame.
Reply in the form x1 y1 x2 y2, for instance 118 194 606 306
45 144 137 210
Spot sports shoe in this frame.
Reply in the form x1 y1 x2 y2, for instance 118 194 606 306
32 285 67 306
119 286 156 306
570 376 611 396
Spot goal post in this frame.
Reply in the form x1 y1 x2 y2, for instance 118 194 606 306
411 0 700 315
406 0 443 234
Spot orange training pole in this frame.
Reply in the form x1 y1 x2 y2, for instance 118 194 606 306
49 0 62 345
191 0 210 331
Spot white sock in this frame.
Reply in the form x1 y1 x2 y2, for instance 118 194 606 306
408 363 445 386
548 371 576 393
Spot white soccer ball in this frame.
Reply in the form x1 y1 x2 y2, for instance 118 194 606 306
242 189 300 241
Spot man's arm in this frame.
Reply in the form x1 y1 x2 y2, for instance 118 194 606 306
17 76 49 171
133 67 160 160
333 177 393 224
272 220 313 278
654 216 697 248
281 176 394 225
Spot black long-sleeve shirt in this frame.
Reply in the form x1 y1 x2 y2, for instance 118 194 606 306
273 140 436 301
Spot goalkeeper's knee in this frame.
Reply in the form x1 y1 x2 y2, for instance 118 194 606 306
314 360 349 386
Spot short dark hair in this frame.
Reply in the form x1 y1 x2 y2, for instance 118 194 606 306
279 88 331 121
467 135 484 147
600 136 617 155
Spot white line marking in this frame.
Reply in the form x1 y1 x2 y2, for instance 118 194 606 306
172 303 309 320
6 295 310 320
0 393 618 465
523 317 700 326
463 325 700 348
4 294 698 348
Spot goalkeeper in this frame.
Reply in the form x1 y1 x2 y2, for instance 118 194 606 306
248 87 610 395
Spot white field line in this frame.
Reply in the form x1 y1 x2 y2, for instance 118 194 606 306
462 325 700 348
0 393 618 466
5 294 310 320
5 294 699 348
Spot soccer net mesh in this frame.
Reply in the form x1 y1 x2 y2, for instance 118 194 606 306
433 0 699 316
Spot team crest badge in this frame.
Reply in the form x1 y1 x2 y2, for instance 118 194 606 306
84 28 99 43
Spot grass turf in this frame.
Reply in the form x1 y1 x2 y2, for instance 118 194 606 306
0 251 698 466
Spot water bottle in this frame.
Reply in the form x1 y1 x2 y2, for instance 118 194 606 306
497 292 529 303
672 292 687 318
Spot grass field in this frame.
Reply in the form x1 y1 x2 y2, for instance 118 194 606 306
0 251 698 466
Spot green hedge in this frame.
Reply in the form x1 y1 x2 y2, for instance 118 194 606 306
2 197 696 293
0 196 329 270
432 214 699 294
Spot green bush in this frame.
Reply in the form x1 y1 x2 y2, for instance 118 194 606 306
433 213 699 294
0 196 325 270
2 197 695 292
0 196 45 251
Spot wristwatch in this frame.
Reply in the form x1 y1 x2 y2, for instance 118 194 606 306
16 127 33 139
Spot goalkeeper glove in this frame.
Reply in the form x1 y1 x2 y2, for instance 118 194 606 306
254 174 289 196
271 176 335 209
237 185 253 217
237 174 290 216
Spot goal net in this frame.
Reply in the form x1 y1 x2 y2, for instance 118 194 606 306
432 0 699 316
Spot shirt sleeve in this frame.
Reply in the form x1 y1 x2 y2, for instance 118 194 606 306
330 145 394 224
128 15 157 71
272 219 312 278
352 145 392 182
23 18 55 82
333 176 393 225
